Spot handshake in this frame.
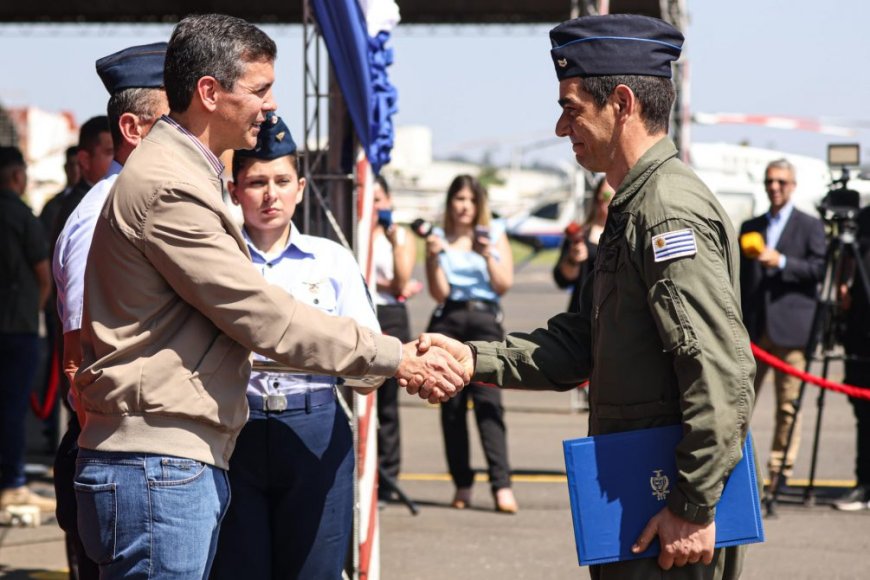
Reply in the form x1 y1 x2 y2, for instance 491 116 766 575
394 334 475 403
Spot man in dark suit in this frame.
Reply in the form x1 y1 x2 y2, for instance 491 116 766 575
740 159 826 486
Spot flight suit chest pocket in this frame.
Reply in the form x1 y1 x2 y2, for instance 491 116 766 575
593 243 621 321
593 212 628 319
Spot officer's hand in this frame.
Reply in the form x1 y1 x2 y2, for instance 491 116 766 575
395 342 468 403
414 333 475 382
632 507 715 570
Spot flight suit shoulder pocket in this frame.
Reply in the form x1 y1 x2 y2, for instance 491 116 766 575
648 278 699 356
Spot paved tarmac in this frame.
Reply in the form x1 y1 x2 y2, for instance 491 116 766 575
2 259 869 579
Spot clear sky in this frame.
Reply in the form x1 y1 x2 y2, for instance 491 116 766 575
1 1 868 173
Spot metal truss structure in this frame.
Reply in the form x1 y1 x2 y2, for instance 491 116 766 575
301 1 355 248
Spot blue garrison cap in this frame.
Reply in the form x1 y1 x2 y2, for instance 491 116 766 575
234 113 298 161
550 14 683 80
95 42 167 94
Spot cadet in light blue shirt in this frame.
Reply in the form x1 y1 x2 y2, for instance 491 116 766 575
211 113 379 580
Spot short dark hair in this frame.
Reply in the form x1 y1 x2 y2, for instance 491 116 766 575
0 145 25 187
231 152 299 184
65 145 78 160
107 88 166 149
78 115 110 154
580 75 675 135
164 14 277 113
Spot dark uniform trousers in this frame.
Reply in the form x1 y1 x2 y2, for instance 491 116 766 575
591 545 745 580
210 397 353 580
427 300 512 491
375 303 411 495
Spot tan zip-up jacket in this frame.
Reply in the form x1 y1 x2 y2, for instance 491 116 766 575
75 119 400 469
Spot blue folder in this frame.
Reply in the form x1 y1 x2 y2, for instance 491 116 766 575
563 425 764 566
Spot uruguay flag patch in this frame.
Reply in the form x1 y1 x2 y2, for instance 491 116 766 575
651 229 697 262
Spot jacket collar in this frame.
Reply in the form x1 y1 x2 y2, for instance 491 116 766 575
610 137 678 210
144 118 225 191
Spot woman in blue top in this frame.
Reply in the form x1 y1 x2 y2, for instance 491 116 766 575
423 174 518 513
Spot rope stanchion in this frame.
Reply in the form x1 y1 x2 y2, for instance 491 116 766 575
751 342 870 401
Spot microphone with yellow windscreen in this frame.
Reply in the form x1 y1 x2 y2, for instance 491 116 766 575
740 232 765 259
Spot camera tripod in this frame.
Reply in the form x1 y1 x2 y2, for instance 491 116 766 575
766 216 870 515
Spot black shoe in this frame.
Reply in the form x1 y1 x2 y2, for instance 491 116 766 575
832 485 870 512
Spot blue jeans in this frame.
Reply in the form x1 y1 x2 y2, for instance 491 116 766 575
0 333 39 489
210 396 353 579
74 449 230 579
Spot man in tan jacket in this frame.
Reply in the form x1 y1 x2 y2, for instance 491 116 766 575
73 14 466 579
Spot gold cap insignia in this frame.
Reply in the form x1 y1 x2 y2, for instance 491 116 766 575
276 131 285 142
557 58 568 68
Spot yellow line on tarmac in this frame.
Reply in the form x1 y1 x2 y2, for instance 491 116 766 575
764 478 855 488
401 473 858 487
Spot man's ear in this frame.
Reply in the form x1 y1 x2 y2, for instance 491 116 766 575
76 148 90 174
118 113 143 147
227 179 239 204
197 76 221 112
612 84 636 120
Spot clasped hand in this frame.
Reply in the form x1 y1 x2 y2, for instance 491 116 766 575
632 507 716 569
394 333 475 403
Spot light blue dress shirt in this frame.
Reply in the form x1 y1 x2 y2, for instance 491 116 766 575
53 160 123 333
244 224 381 396
765 200 794 270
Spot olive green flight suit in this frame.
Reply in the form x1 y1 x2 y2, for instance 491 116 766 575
471 138 757 579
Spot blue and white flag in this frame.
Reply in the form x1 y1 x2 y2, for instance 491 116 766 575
651 229 697 262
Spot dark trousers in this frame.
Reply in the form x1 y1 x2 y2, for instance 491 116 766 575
427 302 512 491
844 350 870 485
440 383 511 490
0 333 39 489
376 304 411 491
53 414 100 580
211 397 353 580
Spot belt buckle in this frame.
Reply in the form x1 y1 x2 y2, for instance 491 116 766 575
264 394 287 412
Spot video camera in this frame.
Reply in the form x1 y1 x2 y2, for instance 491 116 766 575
818 143 862 227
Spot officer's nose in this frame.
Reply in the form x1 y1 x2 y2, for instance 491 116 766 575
555 112 570 138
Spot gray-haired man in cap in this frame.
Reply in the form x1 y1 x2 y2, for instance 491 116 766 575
420 14 755 579
52 40 170 580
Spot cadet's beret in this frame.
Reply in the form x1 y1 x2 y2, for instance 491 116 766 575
235 113 298 161
95 42 167 94
549 14 683 80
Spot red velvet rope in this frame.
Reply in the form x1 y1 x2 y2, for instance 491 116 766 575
751 342 870 401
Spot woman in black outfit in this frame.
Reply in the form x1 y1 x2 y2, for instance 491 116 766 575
552 177 613 313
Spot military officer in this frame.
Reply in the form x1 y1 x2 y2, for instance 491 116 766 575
418 14 756 580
